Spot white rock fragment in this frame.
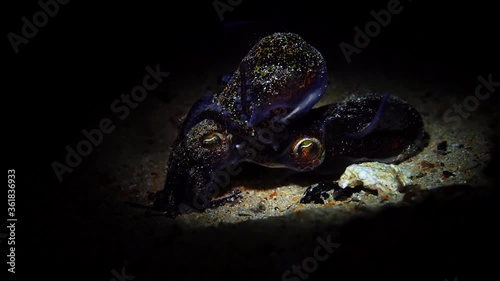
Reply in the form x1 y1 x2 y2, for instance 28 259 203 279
338 162 413 195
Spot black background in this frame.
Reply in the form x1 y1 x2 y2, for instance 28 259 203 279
4 0 499 280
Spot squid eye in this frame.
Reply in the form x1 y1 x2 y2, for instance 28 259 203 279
292 137 323 159
186 119 233 163
202 132 224 148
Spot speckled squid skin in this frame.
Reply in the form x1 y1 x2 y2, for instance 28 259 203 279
214 32 328 127
182 33 328 134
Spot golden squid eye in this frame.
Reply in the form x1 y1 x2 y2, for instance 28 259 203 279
292 137 323 159
201 132 224 148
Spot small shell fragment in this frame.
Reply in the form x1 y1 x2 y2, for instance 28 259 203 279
338 162 413 195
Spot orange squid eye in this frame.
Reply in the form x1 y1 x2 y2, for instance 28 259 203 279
292 137 324 159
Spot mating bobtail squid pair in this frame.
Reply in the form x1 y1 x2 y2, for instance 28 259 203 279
152 33 424 217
